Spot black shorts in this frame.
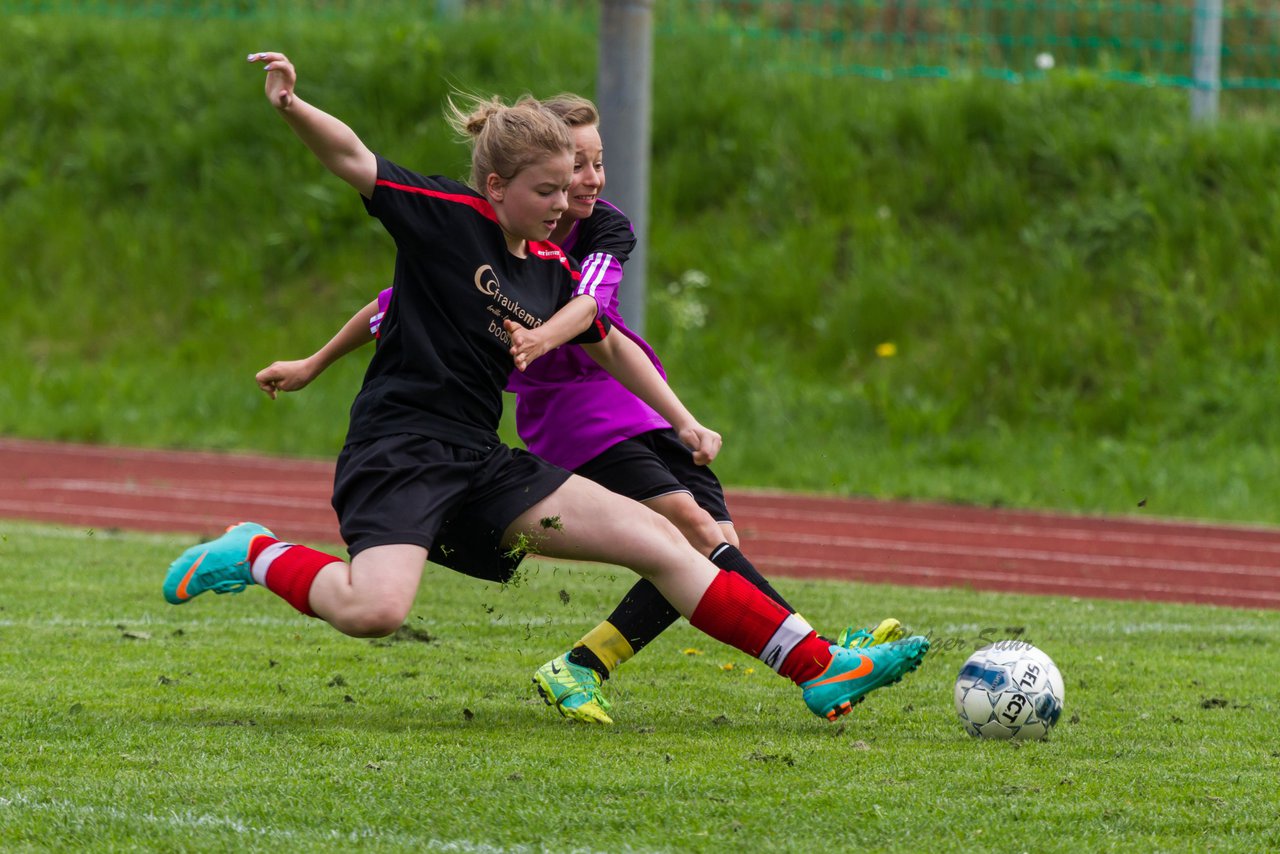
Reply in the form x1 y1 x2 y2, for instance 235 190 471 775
573 428 732 523
332 433 571 582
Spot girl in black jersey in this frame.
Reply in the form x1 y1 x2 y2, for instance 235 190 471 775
162 52 929 723
256 95 905 724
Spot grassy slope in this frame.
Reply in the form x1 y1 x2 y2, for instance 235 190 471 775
2 12 1280 523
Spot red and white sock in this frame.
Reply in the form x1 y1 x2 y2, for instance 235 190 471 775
688 570 832 684
248 537 339 618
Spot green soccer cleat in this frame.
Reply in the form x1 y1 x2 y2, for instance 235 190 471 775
801 636 930 721
836 617 906 650
163 522 275 605
533 653 614 725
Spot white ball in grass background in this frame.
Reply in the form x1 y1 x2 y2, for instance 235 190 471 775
1035 52 1055 71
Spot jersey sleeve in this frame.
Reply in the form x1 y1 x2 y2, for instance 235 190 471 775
573 201 637 314
584 201 637 265
575 251 625 315
370 287 393 337
361 155 477 248
567 311 612 345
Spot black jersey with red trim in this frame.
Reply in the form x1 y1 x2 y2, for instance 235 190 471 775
351 155 609 451
565 198 635 297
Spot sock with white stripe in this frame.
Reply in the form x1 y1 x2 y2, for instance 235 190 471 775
248 537 339 618
688 570 832 684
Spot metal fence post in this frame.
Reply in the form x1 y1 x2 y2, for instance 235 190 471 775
1191 0 1223 123
597 0 654 334
436 0 463 18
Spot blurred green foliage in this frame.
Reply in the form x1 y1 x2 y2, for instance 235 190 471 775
3 11 1280 523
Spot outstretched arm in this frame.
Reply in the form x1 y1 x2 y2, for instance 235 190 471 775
580 331 722 466
503 294 600 372
248 52 377 198
256 299 379 399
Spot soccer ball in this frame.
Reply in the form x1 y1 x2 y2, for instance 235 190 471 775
954 642 1064 740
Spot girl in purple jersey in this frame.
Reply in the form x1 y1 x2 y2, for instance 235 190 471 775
254 94 907 724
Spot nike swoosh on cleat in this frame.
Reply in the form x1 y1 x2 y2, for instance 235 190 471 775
806 654 874 688
175 551 207 600
550 662 563 675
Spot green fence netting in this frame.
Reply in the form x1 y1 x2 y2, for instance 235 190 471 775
4 0 1279 90
662 0 1280 91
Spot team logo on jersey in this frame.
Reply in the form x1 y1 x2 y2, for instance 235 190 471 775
473 264 544 340
474 264 502 297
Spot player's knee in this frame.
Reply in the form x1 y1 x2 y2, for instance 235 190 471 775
644 509 689 549
668 507 723 554
334 602 410 638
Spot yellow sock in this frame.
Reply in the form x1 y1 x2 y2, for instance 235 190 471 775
576 621 635 675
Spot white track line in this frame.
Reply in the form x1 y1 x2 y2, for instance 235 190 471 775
0 438 331 473
15 480 330 503
738 507 1280 554
770 556 1280 605
0 499 334 524
749 532 1280 579
22 478 326 496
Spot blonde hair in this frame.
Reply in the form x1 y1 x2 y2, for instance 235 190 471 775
445 93 573 192
542 93 600 130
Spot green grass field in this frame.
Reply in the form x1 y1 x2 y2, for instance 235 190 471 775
3 7 1280 850
2 521 1275 852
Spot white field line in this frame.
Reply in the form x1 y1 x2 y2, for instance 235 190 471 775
9 610 1272 633
749 531 1280 579
0 614 607 631
0 792 613 853
0 614 326 629
17 484 1279 567
739 507 1280 555
4 614 1270 646
924 619 1279 636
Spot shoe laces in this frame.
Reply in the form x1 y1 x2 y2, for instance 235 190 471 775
554 663 612 711
838 627 875 649
577 684 611 712
200 557 253 595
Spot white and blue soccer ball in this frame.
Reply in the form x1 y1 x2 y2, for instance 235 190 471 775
954 642 1065 740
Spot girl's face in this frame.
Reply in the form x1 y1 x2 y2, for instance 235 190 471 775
565 124 605 223
486 150 573 256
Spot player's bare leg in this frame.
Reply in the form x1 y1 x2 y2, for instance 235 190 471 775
165 524 426 639
509 476 930 721
307 544 426 637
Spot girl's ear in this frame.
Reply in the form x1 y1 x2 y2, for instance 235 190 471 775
485 172 506 203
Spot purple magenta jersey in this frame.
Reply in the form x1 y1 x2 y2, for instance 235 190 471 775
373 287 392 337
503 199 668 470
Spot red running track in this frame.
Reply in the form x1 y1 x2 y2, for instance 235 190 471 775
2 437 1278 610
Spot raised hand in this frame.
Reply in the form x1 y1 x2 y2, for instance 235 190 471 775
248 51 297 109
